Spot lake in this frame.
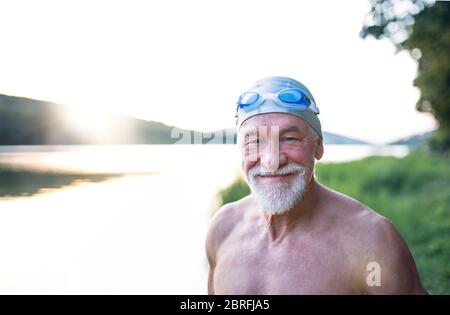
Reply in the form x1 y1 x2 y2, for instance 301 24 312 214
0 144 409 294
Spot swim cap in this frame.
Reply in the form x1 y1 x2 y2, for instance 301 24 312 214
236 76 322 138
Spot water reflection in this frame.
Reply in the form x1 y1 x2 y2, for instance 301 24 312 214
0 145 242 294
0 166 122 198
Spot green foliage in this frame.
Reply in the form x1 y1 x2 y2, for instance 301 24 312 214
361 1 450 152
217 151 450 294
217 176 250 206
360 0 433 46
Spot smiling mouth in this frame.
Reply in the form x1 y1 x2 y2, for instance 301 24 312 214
258 173 296 178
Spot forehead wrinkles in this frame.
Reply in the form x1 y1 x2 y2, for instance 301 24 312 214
241 112 308 128
239 124 307 139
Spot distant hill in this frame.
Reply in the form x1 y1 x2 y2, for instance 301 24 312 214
0 94 369 145
0 94 198 145
388 131 434 146
322 132 369 145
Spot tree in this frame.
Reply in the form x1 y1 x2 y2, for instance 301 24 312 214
361 0 450 153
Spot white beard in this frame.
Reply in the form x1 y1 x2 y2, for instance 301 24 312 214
246 163 307 215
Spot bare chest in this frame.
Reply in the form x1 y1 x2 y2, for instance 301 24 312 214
214 230 355 294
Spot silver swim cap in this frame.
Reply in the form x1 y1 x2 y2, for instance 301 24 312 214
235 76 322 138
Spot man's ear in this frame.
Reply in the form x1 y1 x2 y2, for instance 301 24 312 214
314 137 324 160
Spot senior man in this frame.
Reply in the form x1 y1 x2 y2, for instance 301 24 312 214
205 76 427 294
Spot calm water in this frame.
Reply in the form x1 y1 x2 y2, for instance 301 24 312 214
0 144 408 294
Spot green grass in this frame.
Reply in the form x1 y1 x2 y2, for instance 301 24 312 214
216 150 450 294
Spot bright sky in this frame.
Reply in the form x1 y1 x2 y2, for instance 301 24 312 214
0 0 436 144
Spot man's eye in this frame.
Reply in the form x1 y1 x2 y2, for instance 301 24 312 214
246 139 260 145
282 137 302 143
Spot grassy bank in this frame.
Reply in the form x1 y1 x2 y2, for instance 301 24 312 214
216 151 450 294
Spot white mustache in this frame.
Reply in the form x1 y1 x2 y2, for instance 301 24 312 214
248 163 305 177
246 162 307 215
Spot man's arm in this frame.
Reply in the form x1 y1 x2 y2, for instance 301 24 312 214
207 259 215 295
360 217 427 294
205 229 215 295
205 203 237 295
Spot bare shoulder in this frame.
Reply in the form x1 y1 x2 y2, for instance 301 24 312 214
359 215 427 294
321 186 427 294
319 185 386 230
205 195 253 262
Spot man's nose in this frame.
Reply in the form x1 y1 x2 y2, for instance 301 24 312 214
260 136 286 172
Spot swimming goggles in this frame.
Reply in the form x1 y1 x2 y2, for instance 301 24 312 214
235 88 320 118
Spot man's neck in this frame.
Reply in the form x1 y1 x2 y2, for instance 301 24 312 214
261 177 322 243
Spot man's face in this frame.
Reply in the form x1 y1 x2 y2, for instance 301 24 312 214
238 113 323 215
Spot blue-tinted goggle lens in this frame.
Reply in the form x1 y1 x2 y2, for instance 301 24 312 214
279 89 304 103
239 92 259 106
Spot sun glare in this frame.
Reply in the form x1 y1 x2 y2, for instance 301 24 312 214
64 107 119 143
